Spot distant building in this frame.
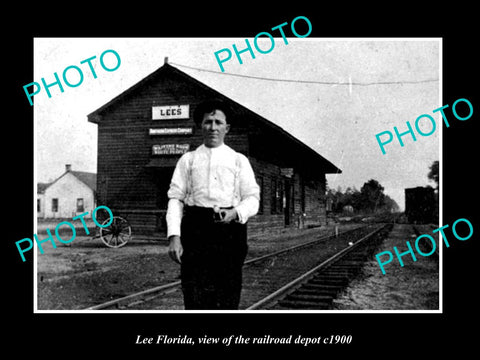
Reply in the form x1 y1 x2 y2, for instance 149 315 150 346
405 186 437 224
37 164 96 218
342 205 354 214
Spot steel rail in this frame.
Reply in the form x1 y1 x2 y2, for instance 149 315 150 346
243 224 371 265
84 281 181 310
84 224 375 310
245 224 389 310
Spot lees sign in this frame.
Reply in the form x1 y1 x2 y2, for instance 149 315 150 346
152 105 189 120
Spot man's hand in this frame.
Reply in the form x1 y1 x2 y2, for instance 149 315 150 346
168 235 183 264
219 208 239 223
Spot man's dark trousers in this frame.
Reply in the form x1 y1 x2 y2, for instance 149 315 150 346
180 206 248 310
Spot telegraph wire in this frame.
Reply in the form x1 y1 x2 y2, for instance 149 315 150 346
170 62 439 86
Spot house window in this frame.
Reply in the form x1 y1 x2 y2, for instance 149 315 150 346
76 198 84 212
52 198 58 212
37 199 41 212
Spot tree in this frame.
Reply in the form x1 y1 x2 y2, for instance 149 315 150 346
428 160 439 190
427 160 439 222
360 179 386 213
326 179 397 214
383 194 400 212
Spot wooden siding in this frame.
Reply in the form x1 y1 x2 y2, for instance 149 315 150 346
95 69 250 234
248 157 327 236
91 65 331 236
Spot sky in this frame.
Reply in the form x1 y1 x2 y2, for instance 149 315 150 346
34 38 440 211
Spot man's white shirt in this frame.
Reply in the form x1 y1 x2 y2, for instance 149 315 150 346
166 144 260 238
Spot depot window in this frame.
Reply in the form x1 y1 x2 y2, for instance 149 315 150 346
270 177 284 214
271 178 277 214
257 176 264 214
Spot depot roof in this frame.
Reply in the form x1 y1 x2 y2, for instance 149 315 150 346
88 63 341 175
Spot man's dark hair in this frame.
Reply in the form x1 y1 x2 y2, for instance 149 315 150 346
193 99 232 124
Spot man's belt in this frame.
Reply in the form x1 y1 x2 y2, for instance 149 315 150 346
184 205 233 222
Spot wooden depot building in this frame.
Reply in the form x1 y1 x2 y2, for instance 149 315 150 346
87 60 341 237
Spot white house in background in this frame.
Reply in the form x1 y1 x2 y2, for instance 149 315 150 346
37 164 96 218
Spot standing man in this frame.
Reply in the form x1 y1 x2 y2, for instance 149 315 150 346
166 99 260 310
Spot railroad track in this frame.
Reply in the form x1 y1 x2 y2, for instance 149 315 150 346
247 223 392 310
84 224 391 310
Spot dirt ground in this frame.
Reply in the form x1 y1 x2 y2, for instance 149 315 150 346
36 222 439 311
333 224 439 310
36 236 175 309
36 224 349 310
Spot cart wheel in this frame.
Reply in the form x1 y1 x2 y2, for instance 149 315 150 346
100 216 131 248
